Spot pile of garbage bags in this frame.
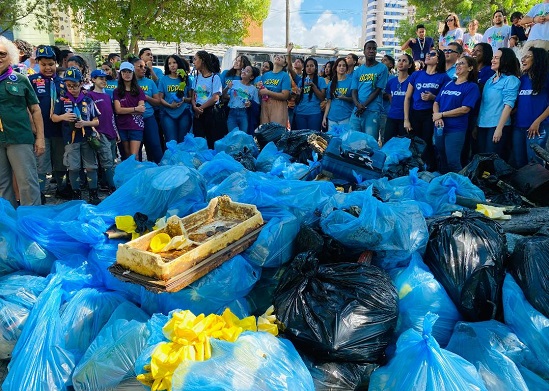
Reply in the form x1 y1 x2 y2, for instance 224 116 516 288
1 129 549 391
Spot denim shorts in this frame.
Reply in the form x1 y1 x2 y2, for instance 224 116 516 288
118 129 143 142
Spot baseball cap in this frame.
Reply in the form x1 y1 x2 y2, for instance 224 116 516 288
64 67 83 83
119 61 134 72
36 46 56 61
90 69 108 78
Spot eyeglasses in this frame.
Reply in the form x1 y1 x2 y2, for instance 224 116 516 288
65 83 80 89
444 49 459 54
0 51 7 59
455 61 467 67
427 51 438 57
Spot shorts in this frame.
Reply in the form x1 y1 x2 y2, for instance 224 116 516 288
118 129 143 142
63 142 98 171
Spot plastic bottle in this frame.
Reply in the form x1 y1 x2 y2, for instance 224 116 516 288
436 124 444 137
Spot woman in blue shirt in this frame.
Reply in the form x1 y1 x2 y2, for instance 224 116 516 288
512 47 549 168
292 57 326 131
477 48 520 160
158 55 193 144
384 53 415 141
322 58 354 131
404 49 451 170
432 56 480 173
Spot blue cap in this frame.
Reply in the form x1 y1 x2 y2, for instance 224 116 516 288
119 61 134 72
36 46 56 61
64 67 83 83
90 69 108 79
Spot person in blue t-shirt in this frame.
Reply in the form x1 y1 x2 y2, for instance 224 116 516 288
322 58 354 131
223 65 260 134
433 56 480 173
259 54 291 128
138 48 163 85
477 48 520 161
512 47 549 168
350 40 389 141
384 53 416 141
292 57 327 131
158 55 193 144
101 62 118 98
404 49 451 170
29 46 71 201
134 59 163 163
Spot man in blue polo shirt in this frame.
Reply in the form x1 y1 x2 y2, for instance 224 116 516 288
28 45 72 201
401 24 435 62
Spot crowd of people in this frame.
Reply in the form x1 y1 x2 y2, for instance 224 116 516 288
0 2 548 208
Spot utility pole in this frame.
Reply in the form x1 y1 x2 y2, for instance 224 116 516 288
286 0 290 47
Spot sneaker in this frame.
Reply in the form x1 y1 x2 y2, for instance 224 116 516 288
88 189 101 205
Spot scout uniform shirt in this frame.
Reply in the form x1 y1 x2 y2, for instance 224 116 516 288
53 91 98 144
28 73 65 138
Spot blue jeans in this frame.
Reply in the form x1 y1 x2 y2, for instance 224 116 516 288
434 130 466 173
477 125 512 161
227 108 248 133
293 113 323 132
512 125 549 168
349 109 380 140
142 115 163 163
161 112 192 144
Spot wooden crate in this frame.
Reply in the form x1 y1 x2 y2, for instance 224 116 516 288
115 196 263 281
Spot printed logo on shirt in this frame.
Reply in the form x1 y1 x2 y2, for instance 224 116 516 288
264 79 281 86
140 85 149 92
416 83 440 90
167 85 180 93
441 90 462 96
359 73 376 82
519 89 533 96
392 90 406 96
336 87 348 95
105 84 116 90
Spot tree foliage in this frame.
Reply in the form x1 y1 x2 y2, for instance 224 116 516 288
396 0 538 47
0 0 52 35
55 0 271 56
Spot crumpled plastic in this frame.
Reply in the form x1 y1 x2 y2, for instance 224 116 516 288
476 204 511 220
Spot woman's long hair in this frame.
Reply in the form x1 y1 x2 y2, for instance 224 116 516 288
116 70 141 97
497 48 520 77
296 57 319 105
442 13 460 36
461 56 479 83
324 60 334 81
164 54 190 85
474 43 493 68
527 47 548 94
329 57 347 99
226 55 251 78
434 49 447 73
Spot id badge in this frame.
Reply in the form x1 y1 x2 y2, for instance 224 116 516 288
420 52 425 59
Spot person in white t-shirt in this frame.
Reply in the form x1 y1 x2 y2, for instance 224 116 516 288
521 1 549 51
482 10 512 50
439 13 464 49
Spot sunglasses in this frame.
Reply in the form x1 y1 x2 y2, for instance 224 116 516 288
427 51 438 57
444 49 459 54
446 18 455 22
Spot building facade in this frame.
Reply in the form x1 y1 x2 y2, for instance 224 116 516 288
362 0 408 48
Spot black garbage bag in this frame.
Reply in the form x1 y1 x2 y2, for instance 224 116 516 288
385 136 426 179
424 211 507 321
459 153 517 198
232 146 256 171
294 225 359 264
508 226 549 319
302 355 379 391
254 122 286 149
273 251 399 362
276 129 325 164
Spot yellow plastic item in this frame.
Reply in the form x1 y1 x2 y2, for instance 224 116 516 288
115 215 137 233
399 283 413 299
150 233 172 253
476 204 511 220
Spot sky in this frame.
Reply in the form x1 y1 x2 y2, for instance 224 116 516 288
263 0 363 49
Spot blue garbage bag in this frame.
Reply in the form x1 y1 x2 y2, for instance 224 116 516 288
341 130 379 151
388 167 433 217
113 155 157 188
326 123 349 137
426 173 485 215
369 313 487 391
391 255 462 346
503 274 549 378
243 207 300 268
60 288 127 365
93 165 206 225
171 331 315 391
0 199 55 276
255 142 292 173
198 152 246 186
381 137 412 169
72 302 150 391
446 320 535 391
270 160 310 180
3 274 75 391
139 255 261 316
320 187 428 258
16 201 101 260
160 136 215 168
0 272 48 359
214 129 259 157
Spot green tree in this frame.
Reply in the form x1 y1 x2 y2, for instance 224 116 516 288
55 0 270 57
0 0 52 35
396 0 538 48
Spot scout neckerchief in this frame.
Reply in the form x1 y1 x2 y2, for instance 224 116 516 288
0 67 14 131
66 91 86 142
